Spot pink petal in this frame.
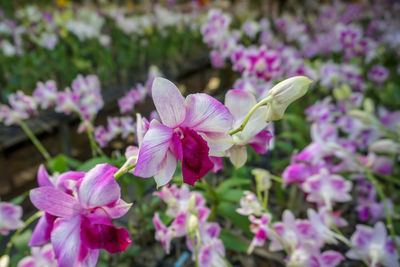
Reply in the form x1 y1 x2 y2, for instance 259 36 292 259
51 217 87 267
55 171 85 194
17 257 35 267
80 217 131 254
37 165 52 187
30 187 81 217
78 163 119 208
151 77 186 128
182 93 233 133
240 106 268 142
134 120 173 178
320 251 344 267
249 129 272 154
102 199 132 219
29 213 57 246
224 89 257 122
181 128 214 186
154 150 178 187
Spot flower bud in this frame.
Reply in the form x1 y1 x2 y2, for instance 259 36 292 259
252 168 271 191
369 139 400 154
0 255 9 267
348 110 371 124
186 214 199 236
188 194 197 214
265 76 312 122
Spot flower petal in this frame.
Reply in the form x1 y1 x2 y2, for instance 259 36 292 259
51 217 85 267
248 129 272 154
182 93 233 133
30 187 81 217
181 128 213 186
199 132 233 156
228 145 248 168
80 217 132 254
37 165 52 187
225 89 257 123
154 150 178 187
78 163 119 208
152 77 186 128
240 106 268 142
29 213 57 246
102 199 132 219
134 120 173 178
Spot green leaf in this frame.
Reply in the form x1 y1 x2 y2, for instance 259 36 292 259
10 192 28 205
219 189 245 202
217 178 250 193
14 229 32 250
219 229 248 253
65 156 82 169
49 154 68 173
217 202 251 236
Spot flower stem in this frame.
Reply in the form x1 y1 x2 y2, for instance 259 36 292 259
85 123 105 157
5 211 43 256
114 156 137 179
229 96 272 136
17 120 52 163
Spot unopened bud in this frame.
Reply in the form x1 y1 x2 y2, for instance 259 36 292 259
363 98 375 114
0 255 10 267
186 214 199 236
348 110 371 124
369 139 400 154
252 168 271 191
188 194 197 214
265 76 312 122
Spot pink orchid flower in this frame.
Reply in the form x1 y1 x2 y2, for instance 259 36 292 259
301 169 352 210
224 89 272 168
134 77 233 186
346 222 399 267
18 244 57 267
29 164 132 267
0 201 23 235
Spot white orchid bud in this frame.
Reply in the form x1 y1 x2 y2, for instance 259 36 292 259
188 194 197 214
265 76 312 122
252 168 271 191
369 139 400 154
0 255 9 267
186 214 199 236
348 109 372 124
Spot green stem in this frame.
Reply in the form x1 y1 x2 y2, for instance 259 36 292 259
18 120 52 163
331 225 370 267
5 211 43 256
114 156 137 180
86 123 105 157
229 96 272 136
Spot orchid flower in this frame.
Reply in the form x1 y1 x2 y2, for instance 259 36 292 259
17 244 57 267
0 201 24 235
29 164 132 267
224 89 272 168
301 168 352 210
134 77 233 186
346 222 399 267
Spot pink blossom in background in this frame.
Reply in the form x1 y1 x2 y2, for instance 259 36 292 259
18 244 57 267
33 80 58 109
346 222 399 267
0 91 37 125
0 201 23 235
301 169 352 209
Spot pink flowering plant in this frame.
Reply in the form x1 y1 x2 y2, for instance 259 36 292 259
1 1 400 267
